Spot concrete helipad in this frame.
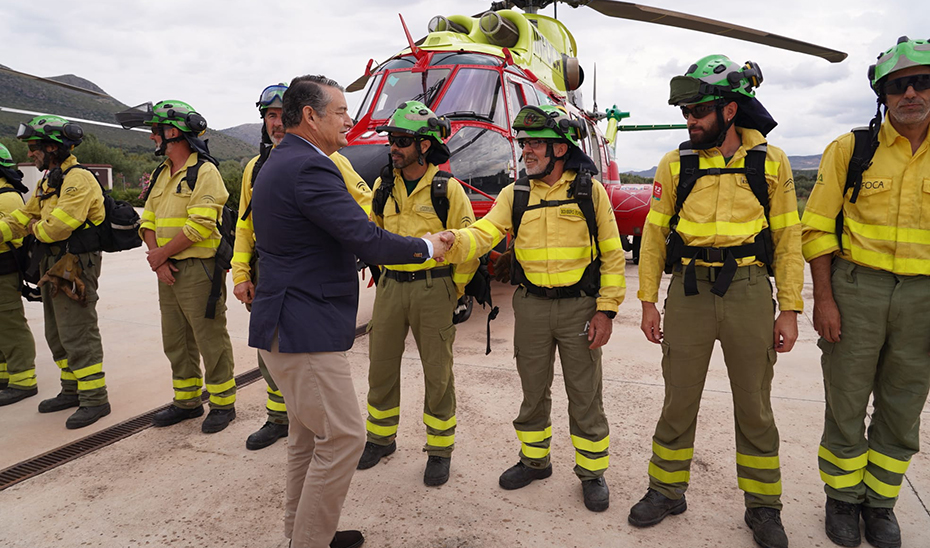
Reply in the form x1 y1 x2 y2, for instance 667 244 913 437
0 247 928 548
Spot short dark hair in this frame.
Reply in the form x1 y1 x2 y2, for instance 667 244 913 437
282 75 343 129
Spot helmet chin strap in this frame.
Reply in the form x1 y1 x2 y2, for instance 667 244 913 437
153 125 185 156
536 141 567 179
691 100 735 151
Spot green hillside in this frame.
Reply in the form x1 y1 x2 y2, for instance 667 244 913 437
0 69 254 161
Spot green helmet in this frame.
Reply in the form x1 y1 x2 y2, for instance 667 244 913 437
257 83 287 112
869 36 930 94
15 115 84 146
668 55 763 105
512 105 586 147
376 101 451 142
0 143 14 168
148 100 208 135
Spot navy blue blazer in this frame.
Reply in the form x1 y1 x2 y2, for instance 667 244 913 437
249 134 429 353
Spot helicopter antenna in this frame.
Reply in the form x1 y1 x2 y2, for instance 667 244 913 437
592 63 598 116
399 14 425 61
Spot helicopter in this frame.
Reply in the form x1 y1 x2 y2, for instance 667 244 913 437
338 0 846 261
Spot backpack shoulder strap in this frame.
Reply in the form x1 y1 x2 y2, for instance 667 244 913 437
183 159 205 192
511 176 531 240
744 144 770 211
431 170 452 229
845 127 877 205
372 165 397 218
0 187 20 196
676 142 701 214
143 162 169 201
569 171 600 253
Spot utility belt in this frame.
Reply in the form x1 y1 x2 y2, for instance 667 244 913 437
673 263 767 283
668 231 772 298
383 267 452 283
521 280 596 300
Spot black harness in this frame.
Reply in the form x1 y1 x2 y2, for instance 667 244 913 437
510 170 601 298
665 142 774 297
371 168 452 229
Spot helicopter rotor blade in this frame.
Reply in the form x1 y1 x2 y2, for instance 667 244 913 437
0 66 110 97
346 73 371 93
581 0 847 63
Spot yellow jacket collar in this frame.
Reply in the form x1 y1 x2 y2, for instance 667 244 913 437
529 169 578 191
393 163 439 197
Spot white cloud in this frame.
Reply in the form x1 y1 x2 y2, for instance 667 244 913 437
5 0 927 169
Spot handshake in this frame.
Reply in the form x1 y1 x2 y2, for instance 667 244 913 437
422 231 456 262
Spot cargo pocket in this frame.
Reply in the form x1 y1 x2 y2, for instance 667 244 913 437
817 338 835 386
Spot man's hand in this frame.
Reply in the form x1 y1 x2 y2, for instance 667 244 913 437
773 310 799 353
813 297 842 343
424 232 452 262
155 261 178 285
234 281 255 305
146 246 170 271
640 301 663 344
588 311 613 349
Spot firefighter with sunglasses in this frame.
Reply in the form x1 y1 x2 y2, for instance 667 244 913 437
801 36 930 548
233 83 373 450
0 116 112 428
439 104 626 512
632 55 803 548
356 101 477 487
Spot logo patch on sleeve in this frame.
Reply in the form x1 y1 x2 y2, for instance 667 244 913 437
652 181 662 201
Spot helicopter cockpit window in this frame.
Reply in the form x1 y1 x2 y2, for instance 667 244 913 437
434 68 507 128
355 74 383 121
535 88 555 106
370 69 451 120
447 127 513 201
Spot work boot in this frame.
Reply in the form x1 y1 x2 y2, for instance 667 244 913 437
628 488 687 527
152 404 204 427
246 421 288 450
65 403 111 429
498 462 552 490
582 477 610 512
825 497 861 547
862 507 900 548
357 441 396 470
201 408 236 434
38 392 80 413
0 387 38 406
744 507 789 548
0 379 7 389
330 530 364 548
424 455 451 486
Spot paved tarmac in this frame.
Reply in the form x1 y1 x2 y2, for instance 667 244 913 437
0 247 928 548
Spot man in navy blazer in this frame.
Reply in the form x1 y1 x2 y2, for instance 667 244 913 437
249 75 449 548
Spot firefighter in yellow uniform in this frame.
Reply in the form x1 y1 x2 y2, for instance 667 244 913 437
355 101 477 487
631 57 802 548
232 83 373 450
0 143 38 407
802 37 930 548
116 100 236 434
442 105 625 511
0 117 111 428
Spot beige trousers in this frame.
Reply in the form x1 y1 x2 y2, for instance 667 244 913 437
259 335 366 548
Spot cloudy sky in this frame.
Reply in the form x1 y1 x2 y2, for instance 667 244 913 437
7 0 927 170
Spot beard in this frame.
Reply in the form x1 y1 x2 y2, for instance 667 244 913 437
688 116 722 147
889 96 930 126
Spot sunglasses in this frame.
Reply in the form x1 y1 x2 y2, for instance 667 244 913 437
680 103 717 120
883 74 930 96
27 143 43 152
518 139 547 150
387 134 415 148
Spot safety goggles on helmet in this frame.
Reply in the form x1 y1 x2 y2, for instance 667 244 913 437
883 73 930 95
680 103 718 120
115 103 156 129
512 105 586 145
387 134 416 148
16 116 84 145
257 84 287 109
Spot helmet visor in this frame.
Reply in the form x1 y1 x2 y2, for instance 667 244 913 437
668 76 708 105
15 123 40 140
257 85 287 108
512 106 552 132
116 102 155 129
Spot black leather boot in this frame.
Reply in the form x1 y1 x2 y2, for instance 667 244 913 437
357 441 396 470
628 488 687 527
246 421 288 450
65 403 111 429
0 387 38 406
825 497 861 547
744 507 788 548
38 392 79 413
582 477 609 512
862 506 900 548
152 404 204 427
201 408 236 433
498 462 552 490
424 455 451 486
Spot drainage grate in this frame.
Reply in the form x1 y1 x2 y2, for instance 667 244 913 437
0 365 262 492
0 327 369 492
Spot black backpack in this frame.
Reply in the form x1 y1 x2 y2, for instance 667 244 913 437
664 142 773 297
0 186 42 301
146 158 235 319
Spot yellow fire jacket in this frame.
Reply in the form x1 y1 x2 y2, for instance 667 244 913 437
801 119 930 275
231 151 372 285
371 163 478 299
638 127 804 312
138 152 228 261
445 169 625 313
0 155 104 246
0 178 26 253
